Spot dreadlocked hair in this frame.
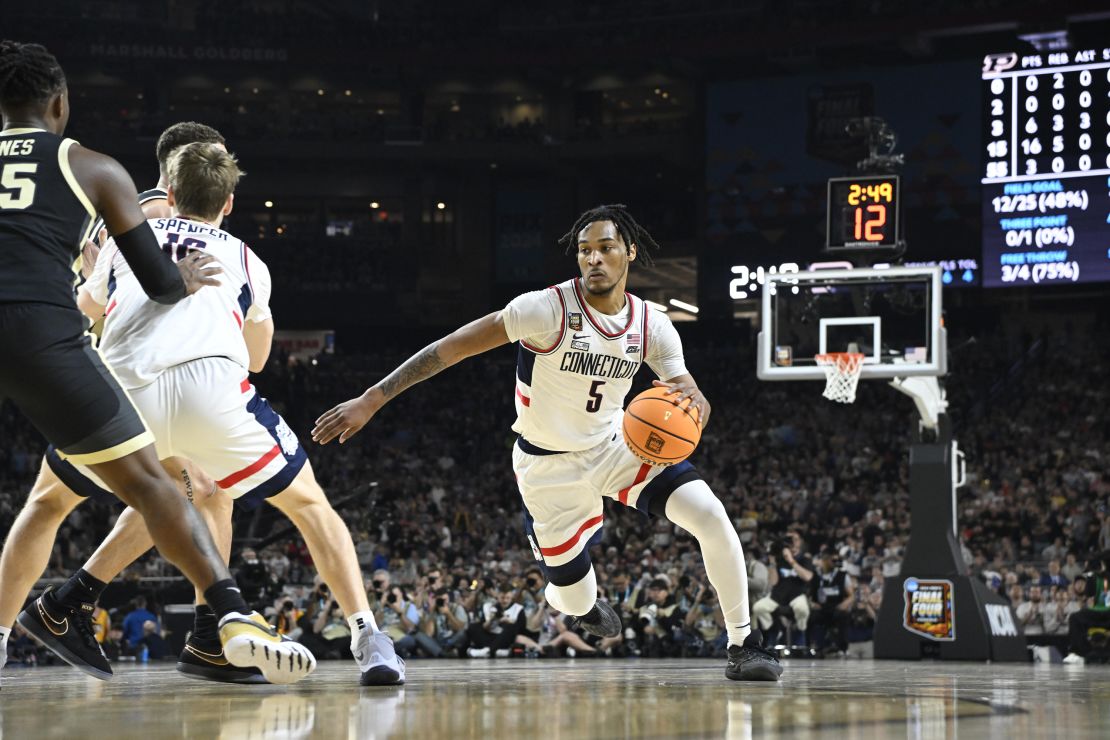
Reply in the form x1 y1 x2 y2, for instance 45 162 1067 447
0 41 65 106
557 203 661 266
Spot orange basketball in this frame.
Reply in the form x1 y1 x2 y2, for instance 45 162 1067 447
622 386 701 466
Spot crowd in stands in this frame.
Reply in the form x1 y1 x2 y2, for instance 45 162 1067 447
2 318 1106 665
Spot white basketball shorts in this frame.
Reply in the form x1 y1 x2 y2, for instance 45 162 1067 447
68 356 306 507
513 421 700 585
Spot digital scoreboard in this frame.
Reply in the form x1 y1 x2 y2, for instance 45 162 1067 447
826 175 901 251
982 47 1110 287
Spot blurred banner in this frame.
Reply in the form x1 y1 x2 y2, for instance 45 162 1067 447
273 330 335 360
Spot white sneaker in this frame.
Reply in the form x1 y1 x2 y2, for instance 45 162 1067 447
1063 653 1085 665
1 638 7 690
467 646 491 658
218 611 316 685
494 648 511 658
355 630 405 686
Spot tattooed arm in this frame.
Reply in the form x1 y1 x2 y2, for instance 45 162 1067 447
312 310 511 444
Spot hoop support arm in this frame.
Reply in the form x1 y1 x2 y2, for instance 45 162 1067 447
888 375 947 430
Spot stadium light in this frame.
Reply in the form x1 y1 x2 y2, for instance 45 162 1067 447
668 298 699 314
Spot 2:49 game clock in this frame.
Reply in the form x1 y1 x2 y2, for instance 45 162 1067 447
826 175 901 251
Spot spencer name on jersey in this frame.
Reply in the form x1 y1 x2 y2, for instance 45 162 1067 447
502 278 688 453
82 217 272 389
559 351 639 380
155 217 232 241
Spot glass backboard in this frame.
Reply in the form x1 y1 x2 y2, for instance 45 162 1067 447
757 266 945 380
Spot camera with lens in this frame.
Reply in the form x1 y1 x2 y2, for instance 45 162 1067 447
387 592 398 605
773 537 793 558
525 576 540 590
282 600 294 612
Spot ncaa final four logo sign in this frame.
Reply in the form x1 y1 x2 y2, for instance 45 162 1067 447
902 578 955 641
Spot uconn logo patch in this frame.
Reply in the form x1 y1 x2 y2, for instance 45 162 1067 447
275 419 300 456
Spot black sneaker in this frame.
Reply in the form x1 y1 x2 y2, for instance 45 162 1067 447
177 637 268 684
726 629 783 682
569 600 622 638
17 588 112 680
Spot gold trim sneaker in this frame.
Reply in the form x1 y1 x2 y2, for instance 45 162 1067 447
17 588 112 680
177 635 267 684
218 611 315 685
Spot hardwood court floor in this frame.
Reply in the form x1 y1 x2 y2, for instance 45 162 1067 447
1 658 1107 739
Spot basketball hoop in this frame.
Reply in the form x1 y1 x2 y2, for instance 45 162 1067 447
814 352 865 403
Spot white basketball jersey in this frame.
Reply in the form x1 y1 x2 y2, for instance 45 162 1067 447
83 217 272 389
506 278 652 452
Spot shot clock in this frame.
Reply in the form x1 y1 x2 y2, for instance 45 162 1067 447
826 175 901 251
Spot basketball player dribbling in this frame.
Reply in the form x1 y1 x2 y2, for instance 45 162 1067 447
9 141 404 687
0 40 313 686
314 204 782 681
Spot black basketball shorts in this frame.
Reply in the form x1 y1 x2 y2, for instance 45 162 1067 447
0 303 153 465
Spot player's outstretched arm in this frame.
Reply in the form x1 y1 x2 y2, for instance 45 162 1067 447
312 310 511 444
653 374 712 430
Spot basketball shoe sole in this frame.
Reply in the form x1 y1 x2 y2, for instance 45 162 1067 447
218 612 315 685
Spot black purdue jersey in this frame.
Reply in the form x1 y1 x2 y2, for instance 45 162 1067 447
0 128 96 308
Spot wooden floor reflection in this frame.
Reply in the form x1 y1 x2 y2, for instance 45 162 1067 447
2 658 1107 739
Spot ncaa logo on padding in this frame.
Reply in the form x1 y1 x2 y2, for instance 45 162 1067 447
275 419 300 456
985 604 1017 637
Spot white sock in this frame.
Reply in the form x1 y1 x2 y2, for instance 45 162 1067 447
663 480 752 647
544 568 597 617
347 610 379 635
726 621 753 646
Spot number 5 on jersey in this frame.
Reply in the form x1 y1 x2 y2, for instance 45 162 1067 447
586 380 605 413
0 163 38 210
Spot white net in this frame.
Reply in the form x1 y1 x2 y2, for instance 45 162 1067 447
814 353 865 403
